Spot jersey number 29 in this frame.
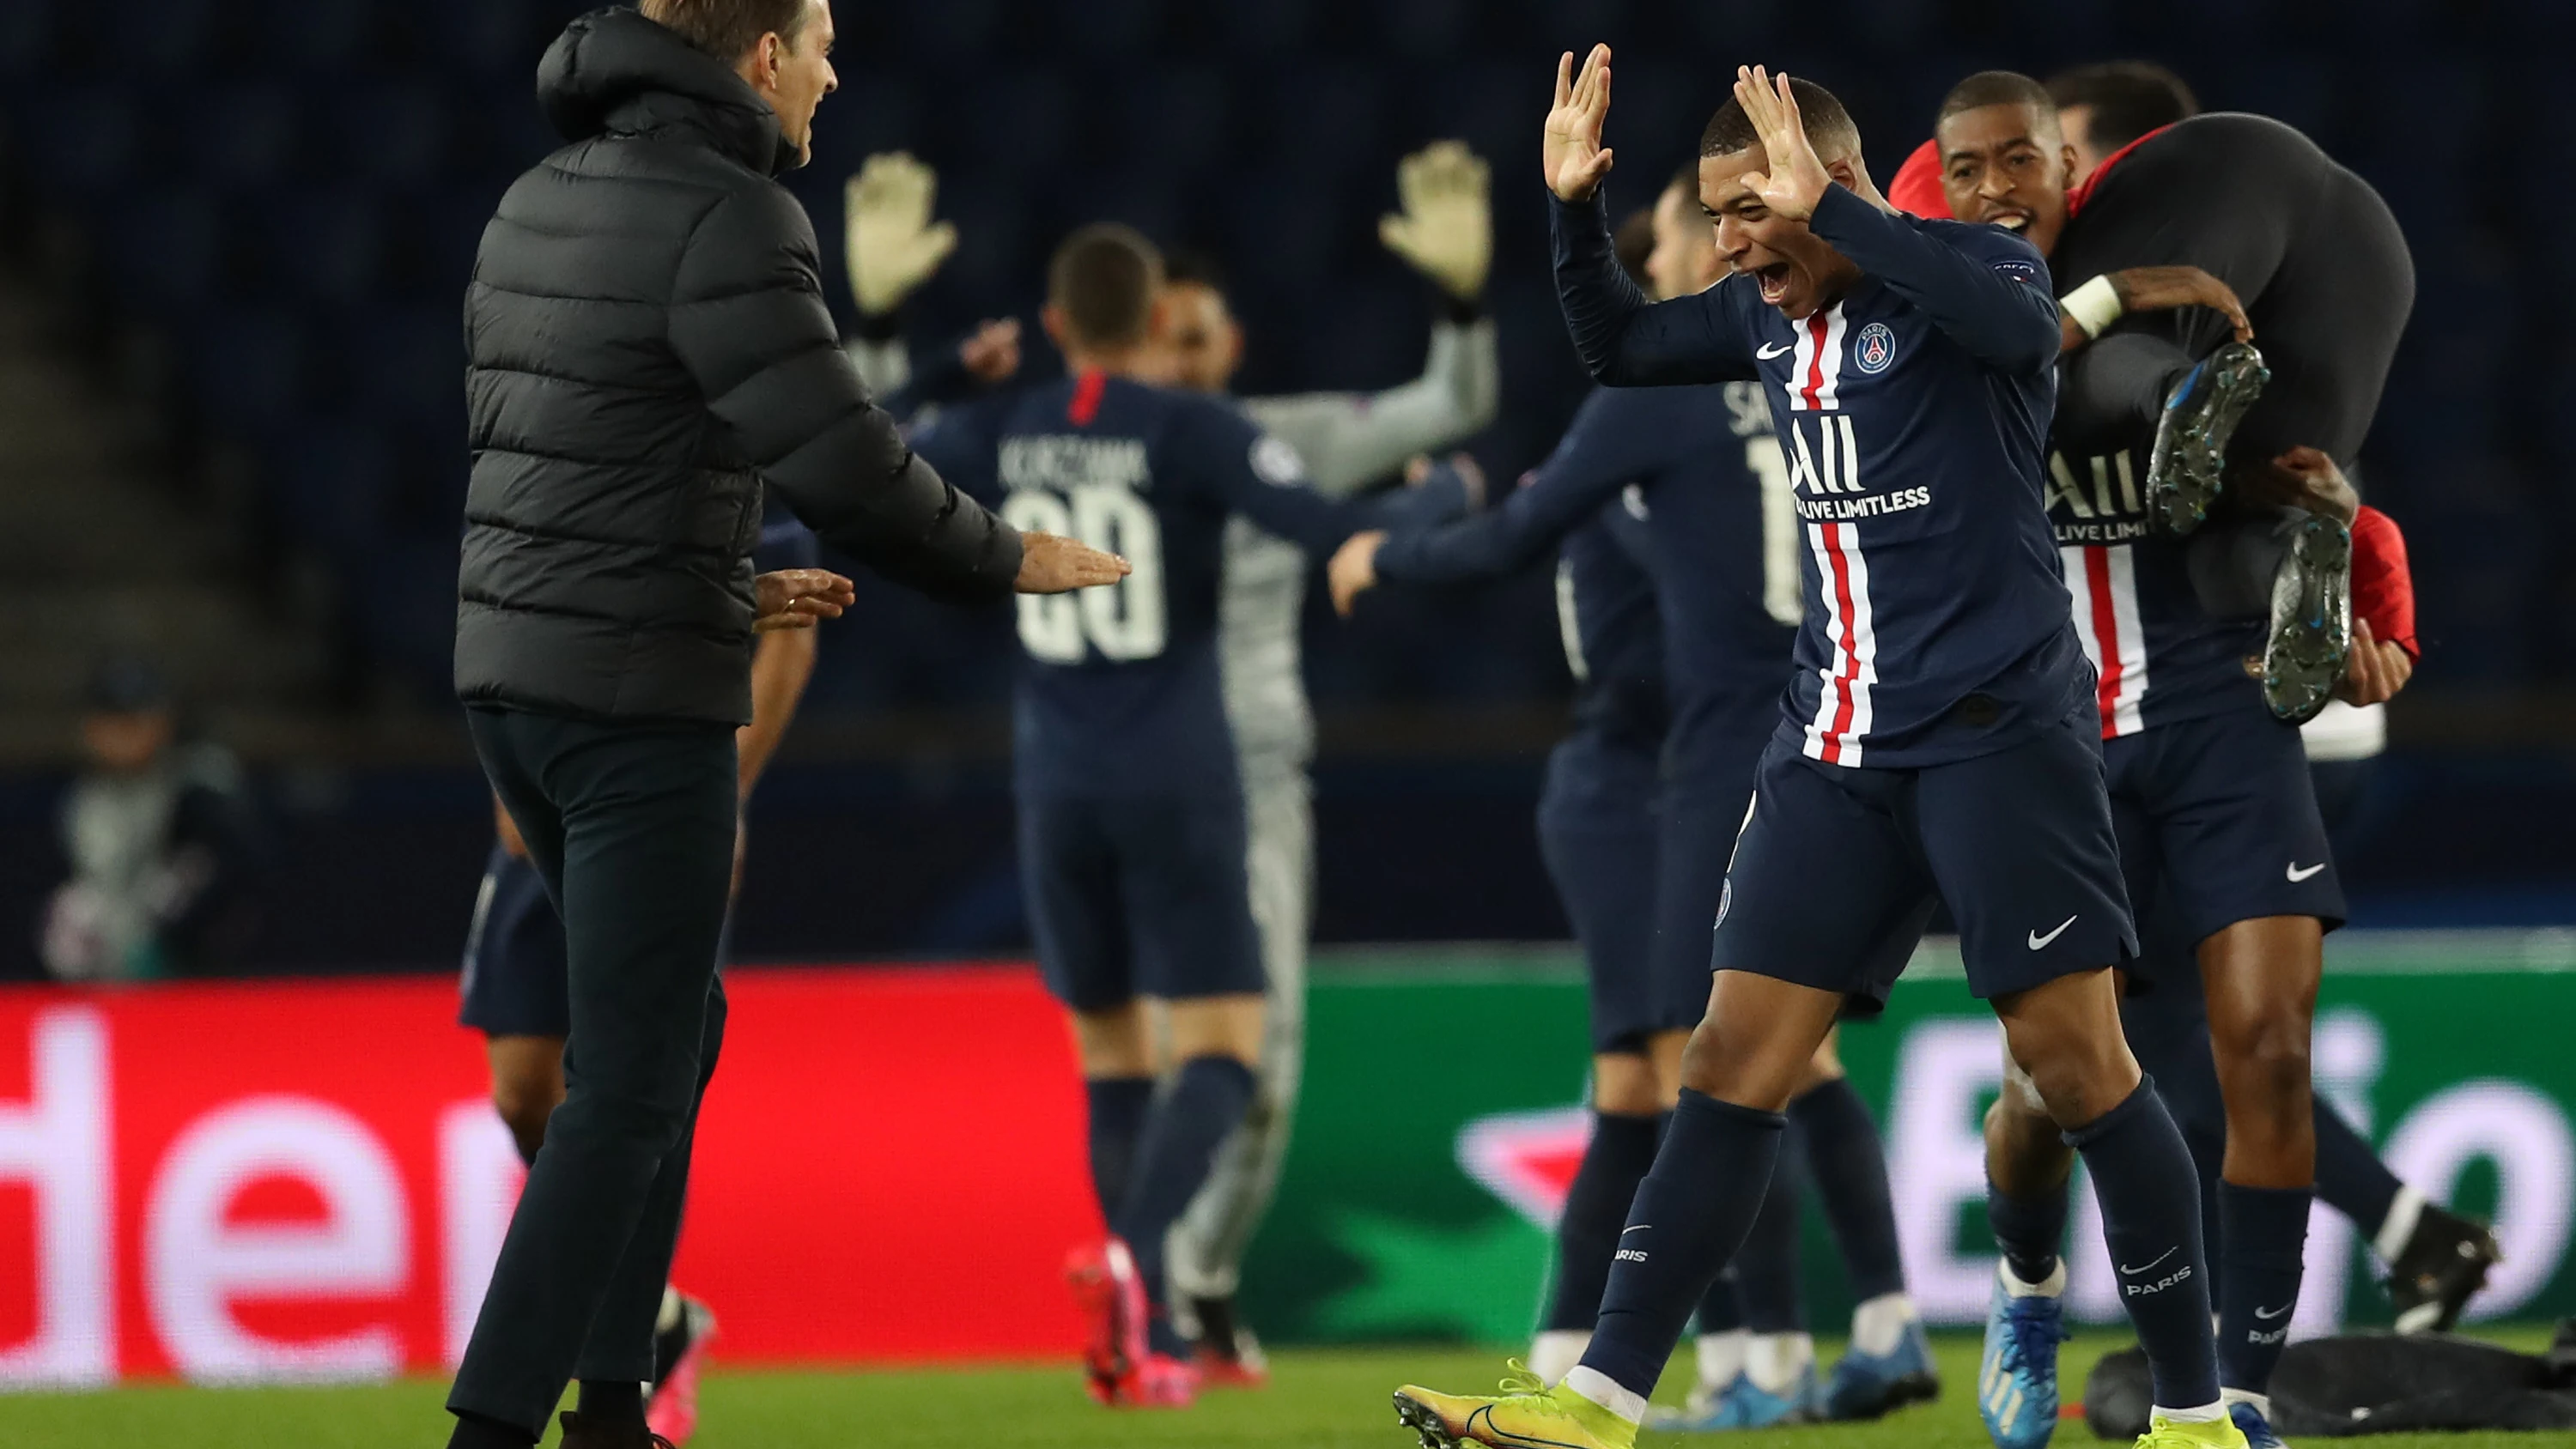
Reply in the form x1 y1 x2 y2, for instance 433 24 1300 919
1001 486 1165 663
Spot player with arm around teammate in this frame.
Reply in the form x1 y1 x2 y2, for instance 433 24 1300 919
1390 51 2241 1449
908 224 1472 1410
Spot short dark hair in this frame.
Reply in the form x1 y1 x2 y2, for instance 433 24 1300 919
2045 62 2199 154
1048 223 1163 349
1613 207 1658 287
1701 76 1862 161
639 0 814 64
1161 248 1227 295
1938 70 2059 130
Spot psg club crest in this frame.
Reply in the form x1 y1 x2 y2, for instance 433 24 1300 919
1854 321 1897 374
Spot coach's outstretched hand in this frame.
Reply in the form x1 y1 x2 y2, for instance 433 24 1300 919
1732 65 1831 221
1544 45 1616 203
845 152 958 318
1015 531 1131 594
754 567 858 631
1382 141 1492 301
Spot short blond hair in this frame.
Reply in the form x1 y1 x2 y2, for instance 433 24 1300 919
638 0 813 64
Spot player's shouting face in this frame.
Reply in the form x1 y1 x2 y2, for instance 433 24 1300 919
1935 101 2077 257
1698 147 1858 322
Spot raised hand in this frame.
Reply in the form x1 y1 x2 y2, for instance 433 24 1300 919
1381 141 1494 301
844 152 958 318
1542 45 1616 203
1731 66 1831 221
2337 616 2413 706
957 318 1023 385
1014 531 1131 594
753 567 858 631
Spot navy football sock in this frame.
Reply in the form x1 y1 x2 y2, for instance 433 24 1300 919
1988 1176 2069 1287
1543 1110 1662 1332
1578 1089 1785 1402
1789 1077 1908 1302
2068 1077 2221 1410
1734 1125 1807 1333
2312 1100 2400 1244
1114 1055 1255 1338
1084 1076 1153 1222
2216 1182 2311 1396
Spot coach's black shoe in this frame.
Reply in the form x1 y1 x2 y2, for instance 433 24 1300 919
2259 512 2352 724
556 1410 677 1449
2145 341 2269 537
2389 1203 2501 1334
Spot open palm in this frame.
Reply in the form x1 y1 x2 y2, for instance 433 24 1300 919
1543 44 1616 203
1732 66 1831 221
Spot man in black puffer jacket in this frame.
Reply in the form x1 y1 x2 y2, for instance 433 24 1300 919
446 5 1123 1447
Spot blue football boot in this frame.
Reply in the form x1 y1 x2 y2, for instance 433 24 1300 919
1978 1271 2069 1449
2228 1397 2289 1449
1643 1366 1820 1431
1822 1317 1941 1421
2143 341 2269 537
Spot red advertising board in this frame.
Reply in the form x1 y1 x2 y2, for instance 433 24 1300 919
0 966 1097 1385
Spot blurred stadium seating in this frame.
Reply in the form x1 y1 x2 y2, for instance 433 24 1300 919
0 0 2571 973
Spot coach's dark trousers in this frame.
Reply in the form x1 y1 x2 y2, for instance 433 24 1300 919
451 706 737 1436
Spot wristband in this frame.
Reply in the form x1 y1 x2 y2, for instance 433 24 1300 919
2062 274 2124 339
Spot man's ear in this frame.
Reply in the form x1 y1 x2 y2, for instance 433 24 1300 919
1039 302 1073 356
1824 155 1864 192
2059 142 2080 192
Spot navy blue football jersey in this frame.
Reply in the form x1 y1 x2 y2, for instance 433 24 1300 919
1553 185 2087 768
1557 500 1668 756
911 371 1466 797
2048 455 2256 738
1371 380 1799 781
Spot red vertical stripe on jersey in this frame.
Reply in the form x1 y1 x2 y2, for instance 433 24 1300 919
1067 370 1107 426
2083 547 2123 737
1821 523 1862 762
1799 312 1832 411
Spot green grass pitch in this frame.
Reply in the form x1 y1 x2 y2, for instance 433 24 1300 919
3 1331 2555 1448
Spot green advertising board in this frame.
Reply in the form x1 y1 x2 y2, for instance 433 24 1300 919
1242 933 2576 1344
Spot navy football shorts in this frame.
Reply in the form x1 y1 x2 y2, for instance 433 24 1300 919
2106 702 2346 991
1649 725 1773 1036
1536 731 1666 1054
459 846 572 1039
1710 705 2138 1013
1019 793 1267 1011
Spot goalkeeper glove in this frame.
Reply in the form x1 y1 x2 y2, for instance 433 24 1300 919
844 151 958 318
1378 140 1492 303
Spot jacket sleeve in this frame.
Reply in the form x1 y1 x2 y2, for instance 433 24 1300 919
1242 315 1502 496
668 185 1022 603
1554 191 1755 385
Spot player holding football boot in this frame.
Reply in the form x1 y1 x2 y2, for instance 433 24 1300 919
1336 177 1934 1428
1392 51 2239 1449
1923 73 2420 1449
457 506 829 1446
908 226 1472 1409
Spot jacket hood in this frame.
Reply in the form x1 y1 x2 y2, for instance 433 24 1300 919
537 6 799 177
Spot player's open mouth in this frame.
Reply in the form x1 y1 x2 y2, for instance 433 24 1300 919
1984 209 2032 232
1755 262 1795 304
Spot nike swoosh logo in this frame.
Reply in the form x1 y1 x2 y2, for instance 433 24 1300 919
1622 1224 1650 1234
2027 915 2078 950
2118 1246 2179 1276
2253 1303 2292 1320
2287 861 2326 882
1756 341 1795 360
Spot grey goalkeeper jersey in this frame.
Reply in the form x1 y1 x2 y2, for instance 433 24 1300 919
1227 317 1500 775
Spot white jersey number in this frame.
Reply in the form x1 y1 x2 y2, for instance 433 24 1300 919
1745 438 1805 627
1001 486 1166 663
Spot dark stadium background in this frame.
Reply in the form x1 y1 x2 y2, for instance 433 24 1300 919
0 0 2569 978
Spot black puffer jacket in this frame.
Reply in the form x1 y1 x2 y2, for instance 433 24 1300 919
455 7 1020 723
